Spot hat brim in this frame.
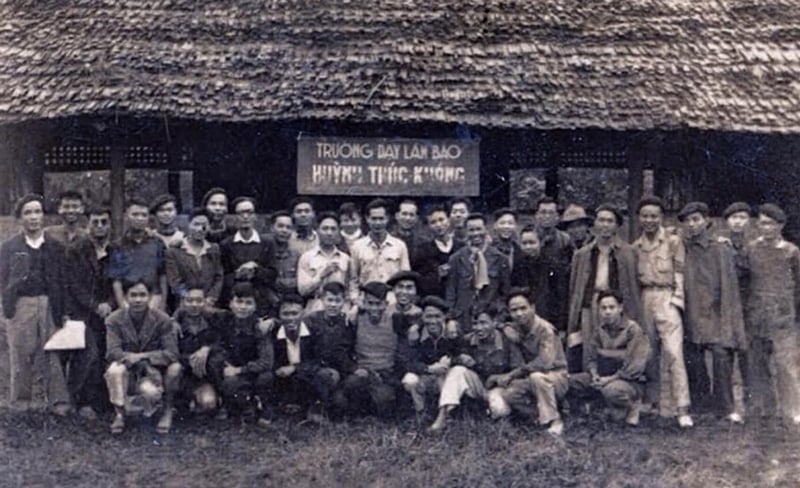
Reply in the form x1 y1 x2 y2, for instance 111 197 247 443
557 217 593 230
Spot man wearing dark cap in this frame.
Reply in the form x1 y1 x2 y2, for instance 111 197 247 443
335 282 404 418
150 193 184 248
721 201 753 296
633 196 692 426
202 188 234 244
445 213 511 334
744 203 800 423
558 204 593 250
399 296 460 414
679 202 746 424
567 204 643 376
0 194 71 414
386 270 423 337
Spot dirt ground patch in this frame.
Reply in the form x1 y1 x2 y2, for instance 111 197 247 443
1 407 799 488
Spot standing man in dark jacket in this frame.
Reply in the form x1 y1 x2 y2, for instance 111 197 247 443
64 205 116 418
220 197 278 316
166 207 224 306
445 213 511 333
679 202 746 423
0 194 70 414
413 204 462 298
567 204 642 374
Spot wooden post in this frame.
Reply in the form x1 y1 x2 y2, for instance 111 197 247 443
110 144 125 241
627 133 644 240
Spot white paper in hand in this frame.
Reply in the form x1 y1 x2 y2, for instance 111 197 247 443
44 320 86 350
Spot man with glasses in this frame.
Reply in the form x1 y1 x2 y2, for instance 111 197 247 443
220 197 277 316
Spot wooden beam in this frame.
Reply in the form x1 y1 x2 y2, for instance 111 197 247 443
626 134 644 240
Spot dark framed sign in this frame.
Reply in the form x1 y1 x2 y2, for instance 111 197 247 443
297 136 480 196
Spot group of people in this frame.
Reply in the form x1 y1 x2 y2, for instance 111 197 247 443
1 186 799 437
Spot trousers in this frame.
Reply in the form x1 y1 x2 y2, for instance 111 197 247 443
5 296 69 406
438 365 488 408
496 369 568 425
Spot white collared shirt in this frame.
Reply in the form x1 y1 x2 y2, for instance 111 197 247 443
349 234 410 301
233 230 261 244
276 322 311 365
25 233 45 250
297 245 351 297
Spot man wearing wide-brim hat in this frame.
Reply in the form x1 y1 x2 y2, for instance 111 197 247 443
557 204 593 250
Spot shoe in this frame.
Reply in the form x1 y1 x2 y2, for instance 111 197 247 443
215 407 229 421
429 416 447 433
626 402 641 426
306 402 326 424
78 406 98 421
156 408 173 435
51 403 72 417
792 415 800 425
678 414 694 428
546 419 564 436
727 412 744 425
110 413 125 434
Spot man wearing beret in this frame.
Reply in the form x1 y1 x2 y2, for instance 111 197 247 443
150 193 184 249
399 296 461 414
720 202 753 298
334 282 404 418
744 204 800 423
633 196 692 426
679 202 746 424
567 204 643 376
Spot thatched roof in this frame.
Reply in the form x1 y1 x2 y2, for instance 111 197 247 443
0 1 798 132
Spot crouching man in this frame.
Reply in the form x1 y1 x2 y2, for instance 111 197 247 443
570 290 651 426
269 294 339 423
335 282 404 419
492 289 569 436
104 280 180 434
171 286 225 416
216 282 274 425
430 308 512 432
399 296 461 415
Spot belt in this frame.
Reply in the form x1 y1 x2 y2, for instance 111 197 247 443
641 284 673 290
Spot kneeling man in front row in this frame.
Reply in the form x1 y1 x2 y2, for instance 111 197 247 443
570 290 651 426
491 289 569 436
104 280 180 434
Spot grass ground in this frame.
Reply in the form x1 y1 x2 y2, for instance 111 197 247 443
1 405 799 488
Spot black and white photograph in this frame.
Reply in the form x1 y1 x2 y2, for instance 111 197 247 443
1 1 799 486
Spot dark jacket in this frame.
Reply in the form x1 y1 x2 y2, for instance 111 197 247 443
217 312 274 374
399 328 461 375
0 233 66 323
445 244 511 330
271 322 318 375
457 330 513 378
219 233 278 314
567 237 643 340
413 237 464 297
105 307 179 367
64 238 114 328
304 310 358 374
165 241 224 302
683 231 746 348
511 254 554 324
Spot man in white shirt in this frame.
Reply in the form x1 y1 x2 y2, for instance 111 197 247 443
348 199 410 303
298 211 351 313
